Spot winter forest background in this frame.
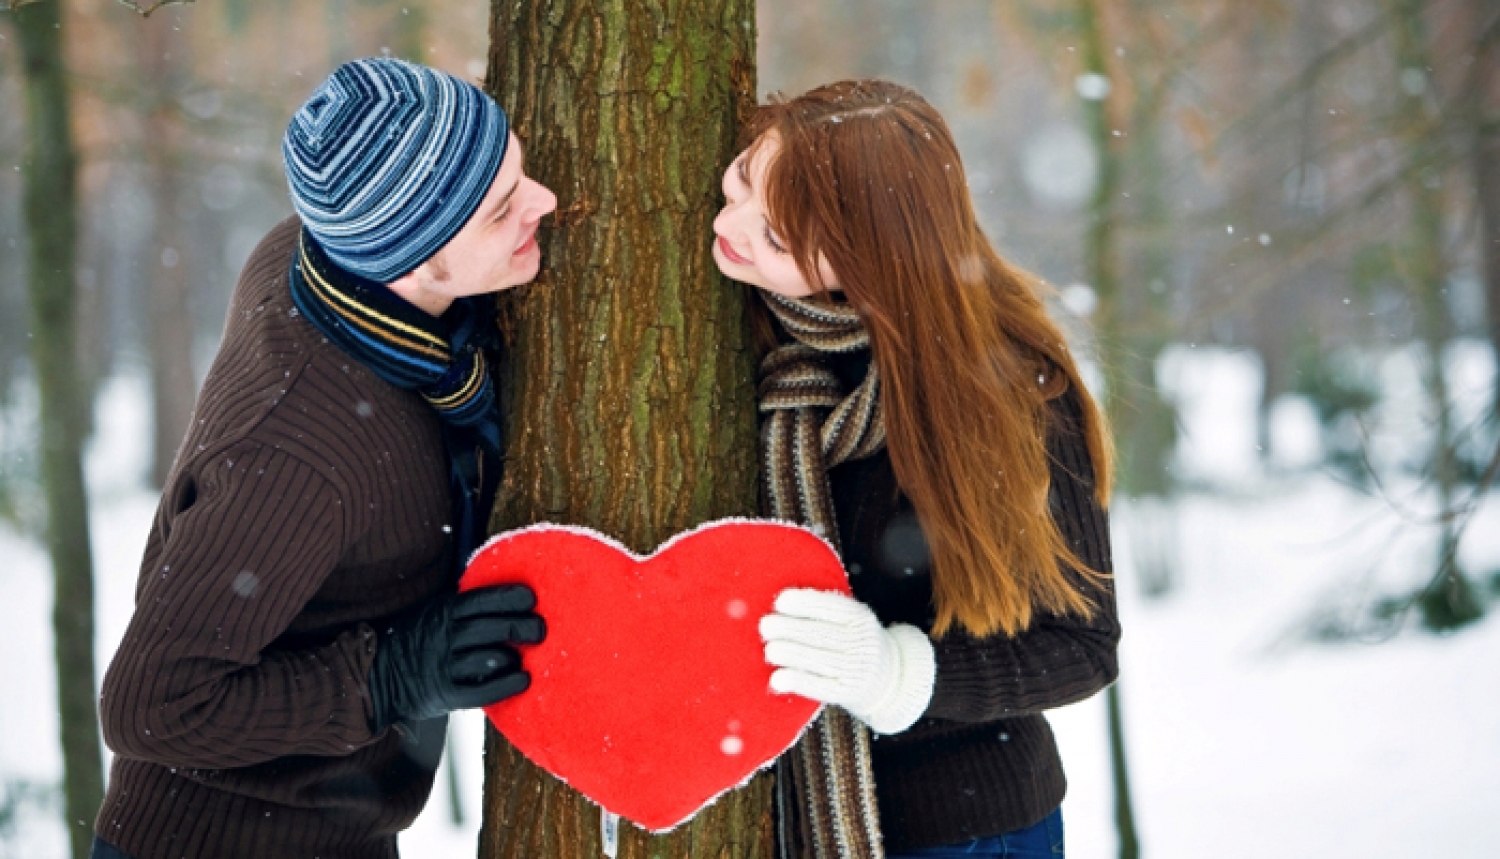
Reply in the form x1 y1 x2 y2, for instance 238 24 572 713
1 1 1498 857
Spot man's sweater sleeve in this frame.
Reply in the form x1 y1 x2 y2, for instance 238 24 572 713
100 441 381 769
923 392 1121 722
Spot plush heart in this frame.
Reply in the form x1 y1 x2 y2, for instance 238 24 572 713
459 519 849 832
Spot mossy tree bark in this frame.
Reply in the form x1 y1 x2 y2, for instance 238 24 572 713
11 3 105 858
480 2 765 857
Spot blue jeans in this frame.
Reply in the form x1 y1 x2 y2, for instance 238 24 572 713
887 807 1064 858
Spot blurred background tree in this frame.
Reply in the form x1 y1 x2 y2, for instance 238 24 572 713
6 4 102 859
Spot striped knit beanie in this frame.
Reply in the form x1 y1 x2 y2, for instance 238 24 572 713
282 58 509 283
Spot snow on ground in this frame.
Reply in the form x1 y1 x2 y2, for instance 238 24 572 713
2 352 1499 858
1053 483 1500 859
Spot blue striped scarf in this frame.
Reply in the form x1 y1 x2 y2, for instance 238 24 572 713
289 228 503 564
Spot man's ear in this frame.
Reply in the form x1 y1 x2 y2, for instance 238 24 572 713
386 267 423 302
386 251 448 300
424 249 450 282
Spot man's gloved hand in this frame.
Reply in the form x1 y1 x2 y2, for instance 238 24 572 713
368 585 545 733
760 588 935 735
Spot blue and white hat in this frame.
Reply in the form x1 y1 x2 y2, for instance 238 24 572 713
282 58 509 283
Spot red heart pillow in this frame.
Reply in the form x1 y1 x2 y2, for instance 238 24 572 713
459 518 850 832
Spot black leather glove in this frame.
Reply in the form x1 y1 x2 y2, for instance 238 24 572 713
367 584 545 733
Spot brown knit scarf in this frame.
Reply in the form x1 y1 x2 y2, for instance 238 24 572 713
758 290 887 859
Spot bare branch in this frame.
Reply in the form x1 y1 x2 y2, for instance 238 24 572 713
1273 422 1500 647
1215 7 1399 151
6 0 198 13
1148 131 1463 323
113 0 194 17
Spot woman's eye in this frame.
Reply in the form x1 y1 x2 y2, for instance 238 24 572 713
763 225 788 254
495 207 511 223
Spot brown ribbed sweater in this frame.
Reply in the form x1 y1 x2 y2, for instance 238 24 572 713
825 349 1119 851
95 217 458 859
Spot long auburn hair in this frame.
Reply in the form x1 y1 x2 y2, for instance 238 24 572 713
748 80 1113 638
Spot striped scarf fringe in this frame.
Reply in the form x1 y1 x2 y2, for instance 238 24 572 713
759 291 887 859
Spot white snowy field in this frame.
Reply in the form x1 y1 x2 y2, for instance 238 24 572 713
2 347 1498 858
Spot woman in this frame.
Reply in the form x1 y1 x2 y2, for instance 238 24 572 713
712 80 1120 859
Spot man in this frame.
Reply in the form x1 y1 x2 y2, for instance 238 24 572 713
92 58 557 859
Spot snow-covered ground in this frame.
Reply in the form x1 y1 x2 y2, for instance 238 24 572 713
2 349 1498 858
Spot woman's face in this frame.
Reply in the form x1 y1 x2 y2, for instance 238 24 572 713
711 132 839 298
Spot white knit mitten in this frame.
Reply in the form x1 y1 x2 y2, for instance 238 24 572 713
759 588 936 735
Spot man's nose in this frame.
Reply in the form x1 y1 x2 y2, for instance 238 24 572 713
524 181 558 220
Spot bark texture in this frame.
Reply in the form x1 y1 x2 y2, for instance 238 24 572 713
481 2 765 857
13 4 105 858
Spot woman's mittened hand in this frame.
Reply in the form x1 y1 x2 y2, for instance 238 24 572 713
759 588 936 735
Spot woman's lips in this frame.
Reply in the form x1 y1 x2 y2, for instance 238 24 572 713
717 235 752 266
514 232 538 255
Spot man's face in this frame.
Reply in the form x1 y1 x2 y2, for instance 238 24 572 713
392 131 558 314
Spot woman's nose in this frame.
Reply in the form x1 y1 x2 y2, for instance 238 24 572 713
715 191 745 229
712 207 734 237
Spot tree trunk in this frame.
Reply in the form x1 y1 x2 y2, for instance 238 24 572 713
1116 108 1178 600
1104 684 1139 859
1076 2 1142 857
12 4 105 858
1391 0 1484 630
479 2 764 857
1255 0 1329 460
1470 7 1500 413
326 0 354 66
139 17 198 489
386 0 428 64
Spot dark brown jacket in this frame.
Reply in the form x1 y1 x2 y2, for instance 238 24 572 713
95 217 458 859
